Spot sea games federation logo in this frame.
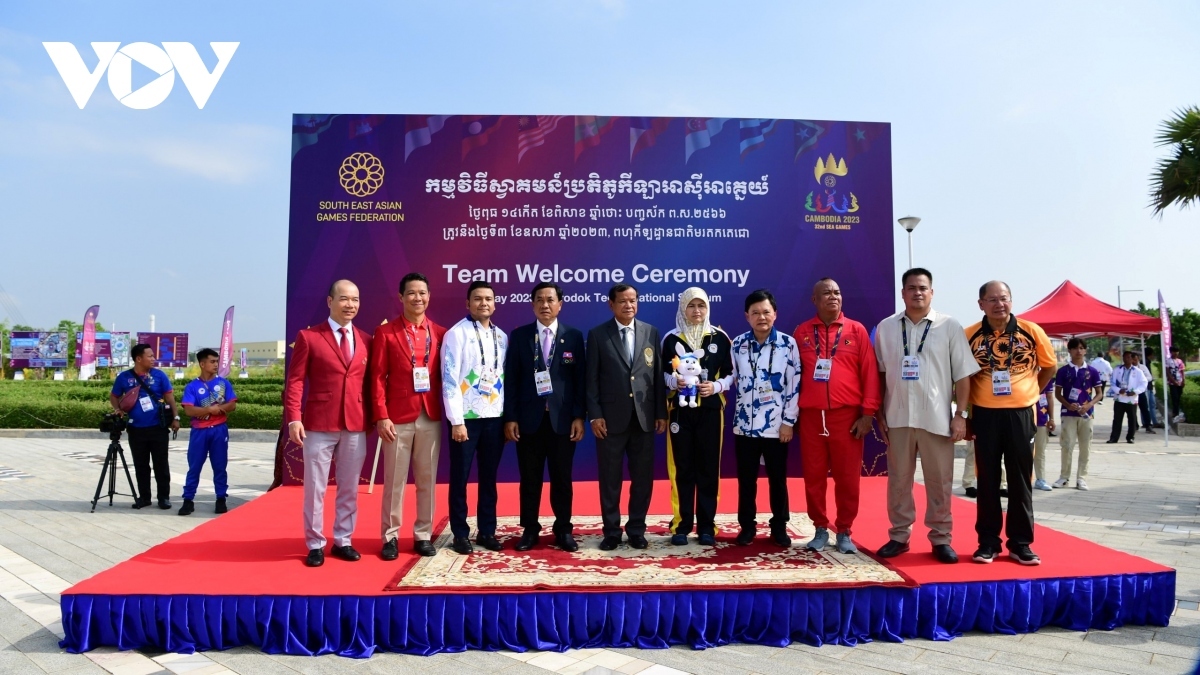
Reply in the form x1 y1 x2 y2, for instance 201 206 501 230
43 42 238 109
339 152 385 197
804 154 859 230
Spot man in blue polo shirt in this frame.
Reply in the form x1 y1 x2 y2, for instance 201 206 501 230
1053 338 1103 490
178 348 238 516
109 344 180 509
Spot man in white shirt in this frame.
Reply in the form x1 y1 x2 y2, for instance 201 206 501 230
1090 354 1113 400
1106 351 1147 444
442 280 509 554
874 269 979 564
1134 353 1157 433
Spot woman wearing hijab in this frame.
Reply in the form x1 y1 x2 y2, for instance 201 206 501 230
661 287 734 546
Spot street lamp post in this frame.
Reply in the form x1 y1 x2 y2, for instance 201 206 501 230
898 216 921 269
1117 286 1143 310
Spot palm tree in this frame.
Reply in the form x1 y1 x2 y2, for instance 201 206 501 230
1150 106 1200 216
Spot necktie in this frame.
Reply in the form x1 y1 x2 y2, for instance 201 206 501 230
542 327 553 365
622 326 633 364
339 327 352 364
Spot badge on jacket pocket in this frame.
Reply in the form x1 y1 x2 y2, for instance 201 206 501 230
643 347 654 367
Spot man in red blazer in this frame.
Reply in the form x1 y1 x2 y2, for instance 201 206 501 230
284 279 373 568
370 272 447 560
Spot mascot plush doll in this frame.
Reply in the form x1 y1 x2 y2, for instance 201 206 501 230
672 342 705 408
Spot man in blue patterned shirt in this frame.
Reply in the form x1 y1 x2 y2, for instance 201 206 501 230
178 348 238 515
716 289 801 547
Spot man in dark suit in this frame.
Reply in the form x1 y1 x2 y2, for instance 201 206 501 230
586 283 667 551
283 279 373 568
503 282 587 552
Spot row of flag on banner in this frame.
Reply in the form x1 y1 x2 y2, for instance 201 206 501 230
294 114 880 164
76 306 241 379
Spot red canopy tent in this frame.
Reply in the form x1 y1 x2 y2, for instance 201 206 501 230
1019 280 1161 338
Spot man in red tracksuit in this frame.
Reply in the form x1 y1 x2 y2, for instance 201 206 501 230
794 277 880 554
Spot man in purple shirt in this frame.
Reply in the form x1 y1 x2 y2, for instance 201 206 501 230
1053 338 1104 491
1031 379 1055 491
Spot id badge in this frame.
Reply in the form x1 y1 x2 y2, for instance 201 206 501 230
534 370 553 397
901 355 920 381
412 366 431 393
478 366 496 395
1068 387 1081 402
1039 393 1048 406
991 371 1012 396
813 358 832 382
756 383 774 405
139 396 155 413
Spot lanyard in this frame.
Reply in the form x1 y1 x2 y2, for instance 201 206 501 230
534 325 556 372
1119 366 1132 389
901 317 933 357
403 320 431 368
750 332 776 387
470 319 499 369
813 324 844 360
985 327 1017 372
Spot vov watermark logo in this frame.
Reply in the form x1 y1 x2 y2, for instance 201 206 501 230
43 42 239 109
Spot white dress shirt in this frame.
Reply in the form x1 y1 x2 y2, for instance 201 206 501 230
613 317 635 362
327 317 354 356
874 309 980 437
1110 364 1148 404
536 319 559 362
1089 356 1113 382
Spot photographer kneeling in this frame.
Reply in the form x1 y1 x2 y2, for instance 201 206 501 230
109 343 180 509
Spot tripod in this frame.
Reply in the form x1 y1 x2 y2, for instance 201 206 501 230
91 431 139 512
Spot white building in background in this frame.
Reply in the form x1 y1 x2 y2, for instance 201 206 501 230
233 340 286 364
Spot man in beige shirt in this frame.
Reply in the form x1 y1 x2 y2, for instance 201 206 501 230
874 268 979 564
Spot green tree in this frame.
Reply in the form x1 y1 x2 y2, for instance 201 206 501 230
1150 106 1200 216
1136 302 1200 360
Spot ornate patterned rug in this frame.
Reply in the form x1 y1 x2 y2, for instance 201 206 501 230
385 513 912 593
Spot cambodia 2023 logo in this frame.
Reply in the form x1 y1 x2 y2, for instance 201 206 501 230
43 42 238 109
339 152 385 197
805 154 859 215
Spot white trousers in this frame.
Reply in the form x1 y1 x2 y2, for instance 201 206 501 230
303 430 367 550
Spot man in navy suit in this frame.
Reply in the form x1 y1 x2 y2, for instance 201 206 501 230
503 282 587 552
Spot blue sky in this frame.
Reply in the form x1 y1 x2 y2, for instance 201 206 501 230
1 1 1197 347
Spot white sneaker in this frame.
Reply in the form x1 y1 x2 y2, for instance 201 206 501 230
1033 479 1052 491
1077 479 1089 491
1051 478 1069 488
1174 414 1186 424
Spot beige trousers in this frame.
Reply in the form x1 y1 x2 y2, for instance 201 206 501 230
1033 426 1048 481
962 440 1006 489
1058 415 1092 481
887 427 954 546
380 411 441 543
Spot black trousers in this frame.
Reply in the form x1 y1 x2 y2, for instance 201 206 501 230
127 425 170 502
1109 402 1138 442
971 406 1034 551
448 417 505 539
1138 393 1154 430
596 410 655 538
667 406 722 536
517 411 576 535
1170 385 1184 420
735 435 790 532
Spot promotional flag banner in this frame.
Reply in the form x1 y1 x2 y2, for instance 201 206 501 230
218 306 235 377
78 305 99 380
1158 291 1172 354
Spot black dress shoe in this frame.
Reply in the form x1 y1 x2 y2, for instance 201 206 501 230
1105 439 1118 444
214 497 228 514
177 499 194 516
381 537 399 561
628 534 649 549
698 533 716 546
735 529 755 546
157 498 172 510
598 535 621 551
876 540 910 558
515 532 539 552
414 540 437 557
330 545 361 561
305 549 324 567
964 487 977 498
1127 438 1135 444
476 535 502 551
131 499 151 509
556 533 579 552
770 530 792 548
452 537 474 555
932 544 959 564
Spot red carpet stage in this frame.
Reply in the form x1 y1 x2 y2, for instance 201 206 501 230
60 477 1174 657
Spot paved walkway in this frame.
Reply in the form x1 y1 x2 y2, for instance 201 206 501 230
0 420 1198 674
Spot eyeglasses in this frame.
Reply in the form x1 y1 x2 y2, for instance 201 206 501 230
982 296 1011 305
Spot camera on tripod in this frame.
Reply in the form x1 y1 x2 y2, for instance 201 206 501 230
99 411 127 437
